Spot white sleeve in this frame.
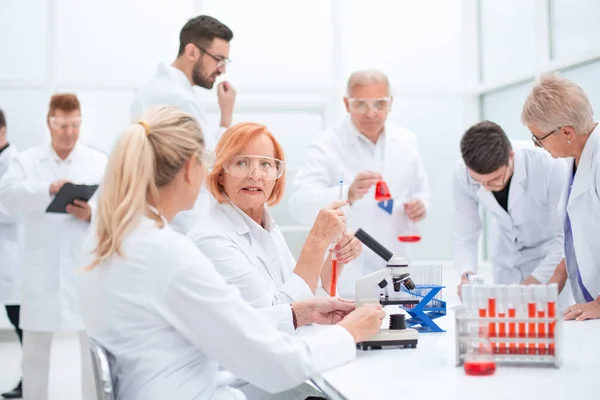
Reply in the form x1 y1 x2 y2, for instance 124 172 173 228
289 141 351 224
531 158 567 283
0 157 52 214
191 235 313 307
161 262 356 394
452 164 481 275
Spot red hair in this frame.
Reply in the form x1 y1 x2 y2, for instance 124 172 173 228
206 122 286 206
47 93 81 120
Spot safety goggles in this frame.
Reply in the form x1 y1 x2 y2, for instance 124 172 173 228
347 97 392 114
49 116 82 130
223 155 284 180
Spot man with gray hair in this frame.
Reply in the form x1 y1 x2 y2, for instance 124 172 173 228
290 70 430 298
523 73 600 320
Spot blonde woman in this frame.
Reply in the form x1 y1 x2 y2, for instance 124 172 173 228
522 73 600 320
77 106 384 399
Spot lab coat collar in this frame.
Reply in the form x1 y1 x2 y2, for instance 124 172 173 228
343 116 386 149
158 63 194 93
476 148 527 218
218 201 275 235
40 141 84 163
507 147 526 212
570 123 600 201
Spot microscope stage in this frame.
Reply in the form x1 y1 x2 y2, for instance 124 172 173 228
357 328 419 351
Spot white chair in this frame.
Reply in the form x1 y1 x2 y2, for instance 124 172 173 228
89 338 116 400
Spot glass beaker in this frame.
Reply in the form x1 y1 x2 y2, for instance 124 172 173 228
464 323 496 376
397 211 421 243
374 180 392 202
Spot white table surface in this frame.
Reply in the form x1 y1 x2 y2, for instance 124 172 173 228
315 311 599 400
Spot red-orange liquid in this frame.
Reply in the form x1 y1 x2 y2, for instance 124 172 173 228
537 310 547 355
374 181 392 202
528 302 536 354
498 312 506 354
508 308 516 354
464 361 496 376
329 259 338 297
479 308 487 318
398 235 421 243
548 301 556 355
488 298 496 338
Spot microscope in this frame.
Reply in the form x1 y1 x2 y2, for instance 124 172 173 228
353 228 419 350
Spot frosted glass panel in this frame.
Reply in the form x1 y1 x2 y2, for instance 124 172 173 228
227 112 324 170
55 0 194 86
201 0 332 88
482 81 534 140
386 95 465 260
552 0 600 59
57 89 137 155
0 0 47 82
480 0 535 83
340 0 462 90
562 62 600 113
0 89 51 151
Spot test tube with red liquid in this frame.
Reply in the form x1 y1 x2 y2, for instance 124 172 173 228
486 286 497 354
477 285 487 318
546 283 558 355
527 285 537 355
535 285 547 355
496 285 507 354
507 285 520 355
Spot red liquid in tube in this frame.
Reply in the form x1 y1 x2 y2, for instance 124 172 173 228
508 308 516 354
329 259 338 297
548 301 556 355
528 302 536 355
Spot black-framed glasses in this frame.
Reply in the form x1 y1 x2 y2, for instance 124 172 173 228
532 127 560 147
467 159 512 188
193 44 231 68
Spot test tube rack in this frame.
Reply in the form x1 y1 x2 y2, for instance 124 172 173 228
454 305 563 368
392 285 447 333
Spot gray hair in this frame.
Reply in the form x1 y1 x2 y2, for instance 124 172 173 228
346 70 390 96
521 72 594 135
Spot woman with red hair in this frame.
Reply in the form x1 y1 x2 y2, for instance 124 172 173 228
189 122 362 308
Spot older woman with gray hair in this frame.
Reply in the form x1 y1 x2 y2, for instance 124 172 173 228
522 72 600 321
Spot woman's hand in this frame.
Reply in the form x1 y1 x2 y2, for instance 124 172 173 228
564 299 600 321
292 297 356 326
333 231 362 264
308 200 348 246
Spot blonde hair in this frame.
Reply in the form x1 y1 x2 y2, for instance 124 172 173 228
206 122 286 206
88 106 204 269
521 72 595 135
346 70 390 96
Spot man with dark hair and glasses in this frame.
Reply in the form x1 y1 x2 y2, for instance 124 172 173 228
131 15 236 234
453 120 568 298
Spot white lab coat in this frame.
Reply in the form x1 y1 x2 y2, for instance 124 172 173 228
131 63 225 234
452 145 567 284
290 117 430 297
0 143 107 331
77 214 355 399
561 124 600 303
0 145 22 305
188 202 313 308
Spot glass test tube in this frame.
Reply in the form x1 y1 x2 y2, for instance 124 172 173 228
517 285 526 355
527 285 537 355
507 285 519 355
535 285 547 355
496 285 507 354
547 283 558 356
462 283 473 315
477 285 487 318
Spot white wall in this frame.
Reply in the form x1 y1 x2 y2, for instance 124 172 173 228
0 0 467 326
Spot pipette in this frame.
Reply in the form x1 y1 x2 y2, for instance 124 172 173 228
329 175 344 297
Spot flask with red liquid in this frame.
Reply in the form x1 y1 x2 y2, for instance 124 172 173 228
374 180 392 202
464 322 496 376
397 198 421 243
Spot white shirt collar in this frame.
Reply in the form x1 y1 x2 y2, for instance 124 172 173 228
158 63 194 93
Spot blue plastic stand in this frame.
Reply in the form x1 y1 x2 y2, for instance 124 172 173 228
399 284 446 333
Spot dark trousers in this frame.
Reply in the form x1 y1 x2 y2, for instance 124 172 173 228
5 305 22 344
